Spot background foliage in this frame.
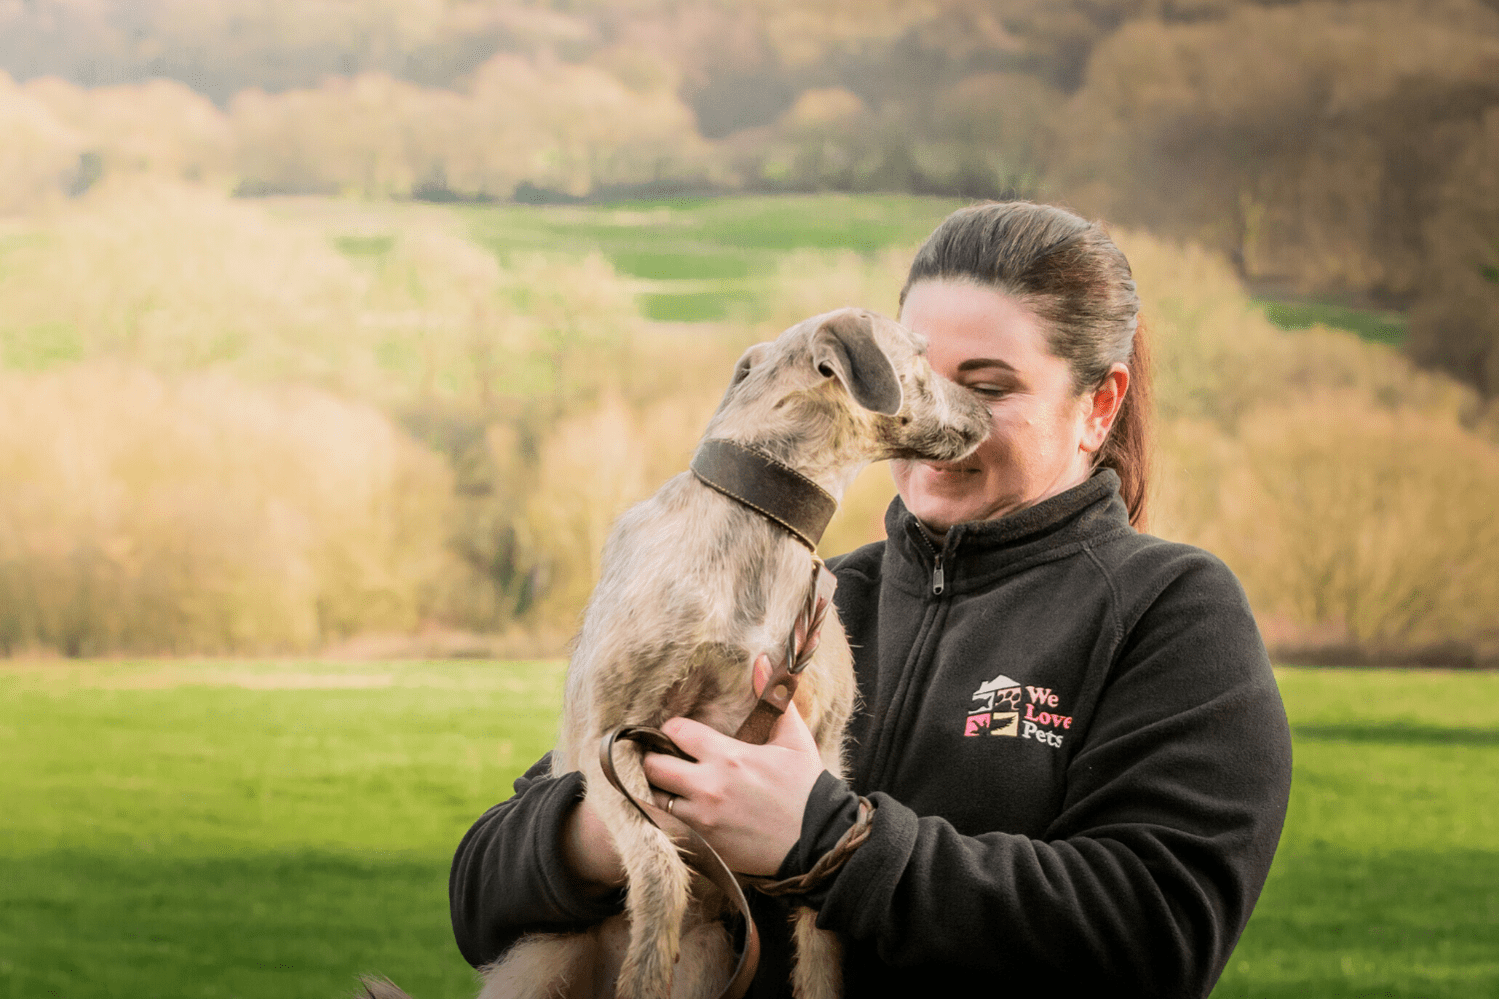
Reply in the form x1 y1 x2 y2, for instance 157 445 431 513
3 0 1497 395
1 186 1496 660
1 1 1496 659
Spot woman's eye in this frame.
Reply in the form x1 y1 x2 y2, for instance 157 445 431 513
968 384 1007 399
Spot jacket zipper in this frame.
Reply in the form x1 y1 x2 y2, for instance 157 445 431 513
865 526 952 788
914 529 946 595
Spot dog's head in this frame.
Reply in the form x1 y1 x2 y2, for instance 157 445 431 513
703 308 990 491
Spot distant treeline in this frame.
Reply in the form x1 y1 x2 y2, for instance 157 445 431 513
0 185 1495 661
1 0 1497 397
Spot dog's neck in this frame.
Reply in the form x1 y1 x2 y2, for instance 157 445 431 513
689 439 837 552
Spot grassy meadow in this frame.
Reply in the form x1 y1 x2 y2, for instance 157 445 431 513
1 661 1495 998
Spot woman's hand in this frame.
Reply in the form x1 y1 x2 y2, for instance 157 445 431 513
641 655 827 876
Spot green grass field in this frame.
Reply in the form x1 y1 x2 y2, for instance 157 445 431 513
2 663 1495 998
394 193 960 322
1255 298 1409 346
339 190 1415 338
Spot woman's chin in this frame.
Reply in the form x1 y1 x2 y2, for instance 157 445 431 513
893 463 999 531
903 492 980 536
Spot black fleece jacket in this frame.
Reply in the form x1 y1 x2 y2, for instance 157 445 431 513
448 471 1293 998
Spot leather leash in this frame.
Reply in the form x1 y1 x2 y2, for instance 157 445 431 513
598 439 843 999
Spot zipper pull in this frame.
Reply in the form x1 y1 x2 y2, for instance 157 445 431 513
932 555 945 595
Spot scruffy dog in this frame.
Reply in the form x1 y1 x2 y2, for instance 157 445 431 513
364 308 989 999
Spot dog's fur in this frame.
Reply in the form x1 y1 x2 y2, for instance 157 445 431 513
364 309 989 999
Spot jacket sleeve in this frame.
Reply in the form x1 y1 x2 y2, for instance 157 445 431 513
783 555 1293 998
449 754 625 968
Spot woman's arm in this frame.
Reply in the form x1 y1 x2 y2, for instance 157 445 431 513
448 755 625 968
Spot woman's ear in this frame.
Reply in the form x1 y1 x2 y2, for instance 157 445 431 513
1081 364 1130 453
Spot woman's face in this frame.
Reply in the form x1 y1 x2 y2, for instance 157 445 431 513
892 280 1117 535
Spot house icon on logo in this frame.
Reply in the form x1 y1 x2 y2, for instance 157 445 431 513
971 673 1021 712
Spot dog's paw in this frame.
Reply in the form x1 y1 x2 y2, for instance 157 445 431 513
615 947 677 999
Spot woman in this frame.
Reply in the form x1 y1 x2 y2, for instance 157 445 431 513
449 202 1293 997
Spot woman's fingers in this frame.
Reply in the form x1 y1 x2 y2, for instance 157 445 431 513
635 654 826 874
641 738 698 797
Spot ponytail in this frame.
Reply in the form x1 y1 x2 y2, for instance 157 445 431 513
1096 317 1152 530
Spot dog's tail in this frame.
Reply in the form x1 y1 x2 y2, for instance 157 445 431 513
355 975 416 999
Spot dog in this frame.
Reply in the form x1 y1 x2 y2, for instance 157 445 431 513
364 308 990 999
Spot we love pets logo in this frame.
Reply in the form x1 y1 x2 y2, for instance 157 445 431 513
964 673 1072 748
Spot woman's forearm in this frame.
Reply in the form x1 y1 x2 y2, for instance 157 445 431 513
560 793 627 897
448 756 625 968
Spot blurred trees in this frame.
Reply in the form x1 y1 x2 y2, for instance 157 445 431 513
2 1 1499 657
0 182 1495 659
0 180 730 650
1055 0 1499 398
1128 232 1499 660
0 71 83 213
3 0 1496 393
0 366 453 655
231 54 709 200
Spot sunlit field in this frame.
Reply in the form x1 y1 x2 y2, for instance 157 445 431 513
2 662 1495 998
0 660 567 999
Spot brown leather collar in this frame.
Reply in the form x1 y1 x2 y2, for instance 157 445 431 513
690 439 836 552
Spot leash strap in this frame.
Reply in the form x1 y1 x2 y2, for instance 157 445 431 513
733 560 836 744
599 726 760 999
690 440 837 552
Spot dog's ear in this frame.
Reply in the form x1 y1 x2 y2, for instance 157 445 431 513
714 341 772 415
730 342 771 387
811 311 904 415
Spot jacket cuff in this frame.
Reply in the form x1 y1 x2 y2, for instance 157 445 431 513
773 769 862 908
534 772 627 923
812 791 919 936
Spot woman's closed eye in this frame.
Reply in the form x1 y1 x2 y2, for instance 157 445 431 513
968 382 1009 400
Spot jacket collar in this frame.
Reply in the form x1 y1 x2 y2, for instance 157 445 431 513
881 469 1133 596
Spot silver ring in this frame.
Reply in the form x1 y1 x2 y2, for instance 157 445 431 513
666 795 676 816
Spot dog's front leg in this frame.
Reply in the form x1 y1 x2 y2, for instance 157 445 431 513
798 616 858 781
585 754 692 999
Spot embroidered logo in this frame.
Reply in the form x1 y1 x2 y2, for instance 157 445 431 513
964 674 1072 748
965 673 1021 737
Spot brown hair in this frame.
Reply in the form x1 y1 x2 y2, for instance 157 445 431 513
899 201 1153 529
